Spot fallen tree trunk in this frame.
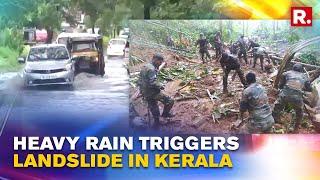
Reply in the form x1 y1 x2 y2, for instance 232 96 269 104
270 55 320 70
175 96 198 102
171 52 200 64
274 36 320 88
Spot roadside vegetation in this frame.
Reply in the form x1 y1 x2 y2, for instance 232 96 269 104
0 28 25 72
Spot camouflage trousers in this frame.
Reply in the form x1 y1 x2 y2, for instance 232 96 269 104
238 119 273 134
272 89 304 130
146 92 174 125
253 54 264 70
238 49 248 64
239 115 274 134
214 44 222 58
223 68 246 93
199 49 211 63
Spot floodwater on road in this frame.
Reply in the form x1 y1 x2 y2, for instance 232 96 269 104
0 56 129 137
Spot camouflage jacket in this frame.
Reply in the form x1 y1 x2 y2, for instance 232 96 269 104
248 41 260 51
279 70 312 95
220 54 241 70
213 35 222 45
240 83 273 125
237 39 246 51
196 39 209 50
138 63 162 98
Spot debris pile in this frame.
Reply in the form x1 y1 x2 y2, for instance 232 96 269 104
129 44 318 134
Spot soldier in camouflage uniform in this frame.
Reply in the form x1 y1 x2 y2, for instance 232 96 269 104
167 35 174 47
195 33 211 63
230 41 238 55
213 31 223 58
237 35 248 65
138 54 174 129
220 52 247 94
239 72 274 133
248 40 269 70
273 64 312 132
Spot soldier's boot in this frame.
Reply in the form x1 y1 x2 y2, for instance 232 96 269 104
148 100 161 129
200 53 205 63
252 57 257 68
215 49 219 59
260 56 264 71
223 78 228 94
293 109 303 133
237 69 247 88
272 106 282 124
152 116 160 130
162 100 174 118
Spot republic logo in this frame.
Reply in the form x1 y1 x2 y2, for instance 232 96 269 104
291 7 313 27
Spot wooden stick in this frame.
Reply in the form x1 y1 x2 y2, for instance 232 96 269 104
177 81 191 92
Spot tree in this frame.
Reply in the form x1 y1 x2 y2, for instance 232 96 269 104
22 0 74 43
0 0 37 29
74 0 110 33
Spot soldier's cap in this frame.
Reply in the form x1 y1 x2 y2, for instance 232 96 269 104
293 63 303 72
200 33 204 36
221 52 229 59
246 72 256 84
153 53 164 61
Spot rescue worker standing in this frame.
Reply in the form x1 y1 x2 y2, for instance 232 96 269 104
273 64 312 133
138 54 175 129
237 35 248 65
195 33 211 63
220 52 246 94
239 72 274 133
213 31 223 58
167 35 174 47
248 40 268 70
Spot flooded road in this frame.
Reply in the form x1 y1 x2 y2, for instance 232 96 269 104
0 56 129 137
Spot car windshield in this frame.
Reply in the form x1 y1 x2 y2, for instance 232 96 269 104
57 37 68 45
110 40 125 45
121 32 129 36
72 42 96 52
28 46 69 61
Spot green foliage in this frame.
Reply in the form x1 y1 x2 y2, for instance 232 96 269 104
299 51 319 65
103 36 112 46
21 45 31 57
158 63 197 82
152 0 223 19
287 31 300 44
0 46 21 72
0 28 24 54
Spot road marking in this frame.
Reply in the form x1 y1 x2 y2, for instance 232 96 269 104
0 93 18 137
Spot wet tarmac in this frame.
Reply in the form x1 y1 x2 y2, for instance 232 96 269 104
0 56 129 137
